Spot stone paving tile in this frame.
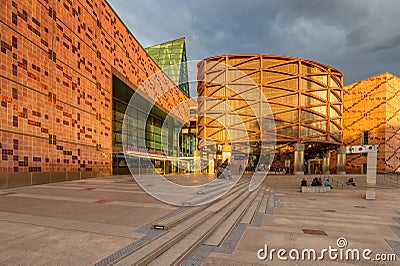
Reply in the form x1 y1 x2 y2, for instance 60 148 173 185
7 193 98 203
134 207 186 234
0 211 141 238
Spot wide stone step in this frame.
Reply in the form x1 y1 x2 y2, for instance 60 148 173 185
151 180 247 230
203 185 262 246
147 184 254 265
151 205 205 230
182 179 247 206
113 181 249 266
257 187 270 214
241 185 266 224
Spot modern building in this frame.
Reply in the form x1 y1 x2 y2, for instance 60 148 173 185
197 54 344 175
343 72 400 173
0 0 192 188
145 37 189 96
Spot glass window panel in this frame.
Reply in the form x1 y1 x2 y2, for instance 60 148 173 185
301 127 324 138
301 95 324 106
308 106 327 116
269 94 298 105
310 121 326 131
311 75 327 85
274 110 298 121
330 107 340 118
271 63 298 74
301 110 324 121
263 71 290 84
276 127 297 138
262 58 282 68
301 79 325 90
270 78 298 90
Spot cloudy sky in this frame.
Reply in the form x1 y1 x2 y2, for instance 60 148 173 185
108 0 400 91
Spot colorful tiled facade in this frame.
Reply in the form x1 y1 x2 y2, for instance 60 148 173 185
0 0 190 187
343 72 400 173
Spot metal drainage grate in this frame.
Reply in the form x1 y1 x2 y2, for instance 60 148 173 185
215 223 248 254
302 229 327 235
385 239 400 258
354 205 366 208
323 210 337 212
388 225 400 238
94 230 166 266
249 213 263 227
180 245 216 266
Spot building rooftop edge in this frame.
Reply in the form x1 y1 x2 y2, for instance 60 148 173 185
200 54 343 75
145 37 186 49
344 72 400 87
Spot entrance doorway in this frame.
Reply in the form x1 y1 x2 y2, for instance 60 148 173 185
308 159 322 175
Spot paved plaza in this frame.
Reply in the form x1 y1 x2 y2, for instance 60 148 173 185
0 174 398 265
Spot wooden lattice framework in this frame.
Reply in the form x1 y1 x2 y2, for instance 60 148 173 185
197 54 344 152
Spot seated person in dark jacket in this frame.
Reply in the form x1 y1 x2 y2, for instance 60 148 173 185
311 177 319 186
301 178 308 187
346 177 356 186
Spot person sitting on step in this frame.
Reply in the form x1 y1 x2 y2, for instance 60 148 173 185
346 177 356 186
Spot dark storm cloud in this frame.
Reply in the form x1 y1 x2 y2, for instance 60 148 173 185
108 0 400 86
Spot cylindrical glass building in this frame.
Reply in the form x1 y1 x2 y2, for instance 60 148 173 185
197 54 343 174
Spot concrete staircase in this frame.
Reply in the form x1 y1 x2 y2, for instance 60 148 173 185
96 178 276 266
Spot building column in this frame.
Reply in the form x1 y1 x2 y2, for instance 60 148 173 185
336 147 346 175
208 153 215 174
193 150 201 174
366 150 377 200
294 143 305 175
322 151 331 174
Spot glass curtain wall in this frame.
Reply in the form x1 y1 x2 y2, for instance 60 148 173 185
112 75 193 175
146 37 189 96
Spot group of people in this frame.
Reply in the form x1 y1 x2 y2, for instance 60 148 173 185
301 177 333 189
301 177 357 189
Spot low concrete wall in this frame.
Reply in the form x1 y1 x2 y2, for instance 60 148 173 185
301 186 331 193
0 171 111 189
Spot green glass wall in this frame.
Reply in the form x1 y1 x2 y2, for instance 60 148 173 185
112 75 193 174
146 37 189 96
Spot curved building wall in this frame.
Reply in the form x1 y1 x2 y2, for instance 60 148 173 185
197 54 344 152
